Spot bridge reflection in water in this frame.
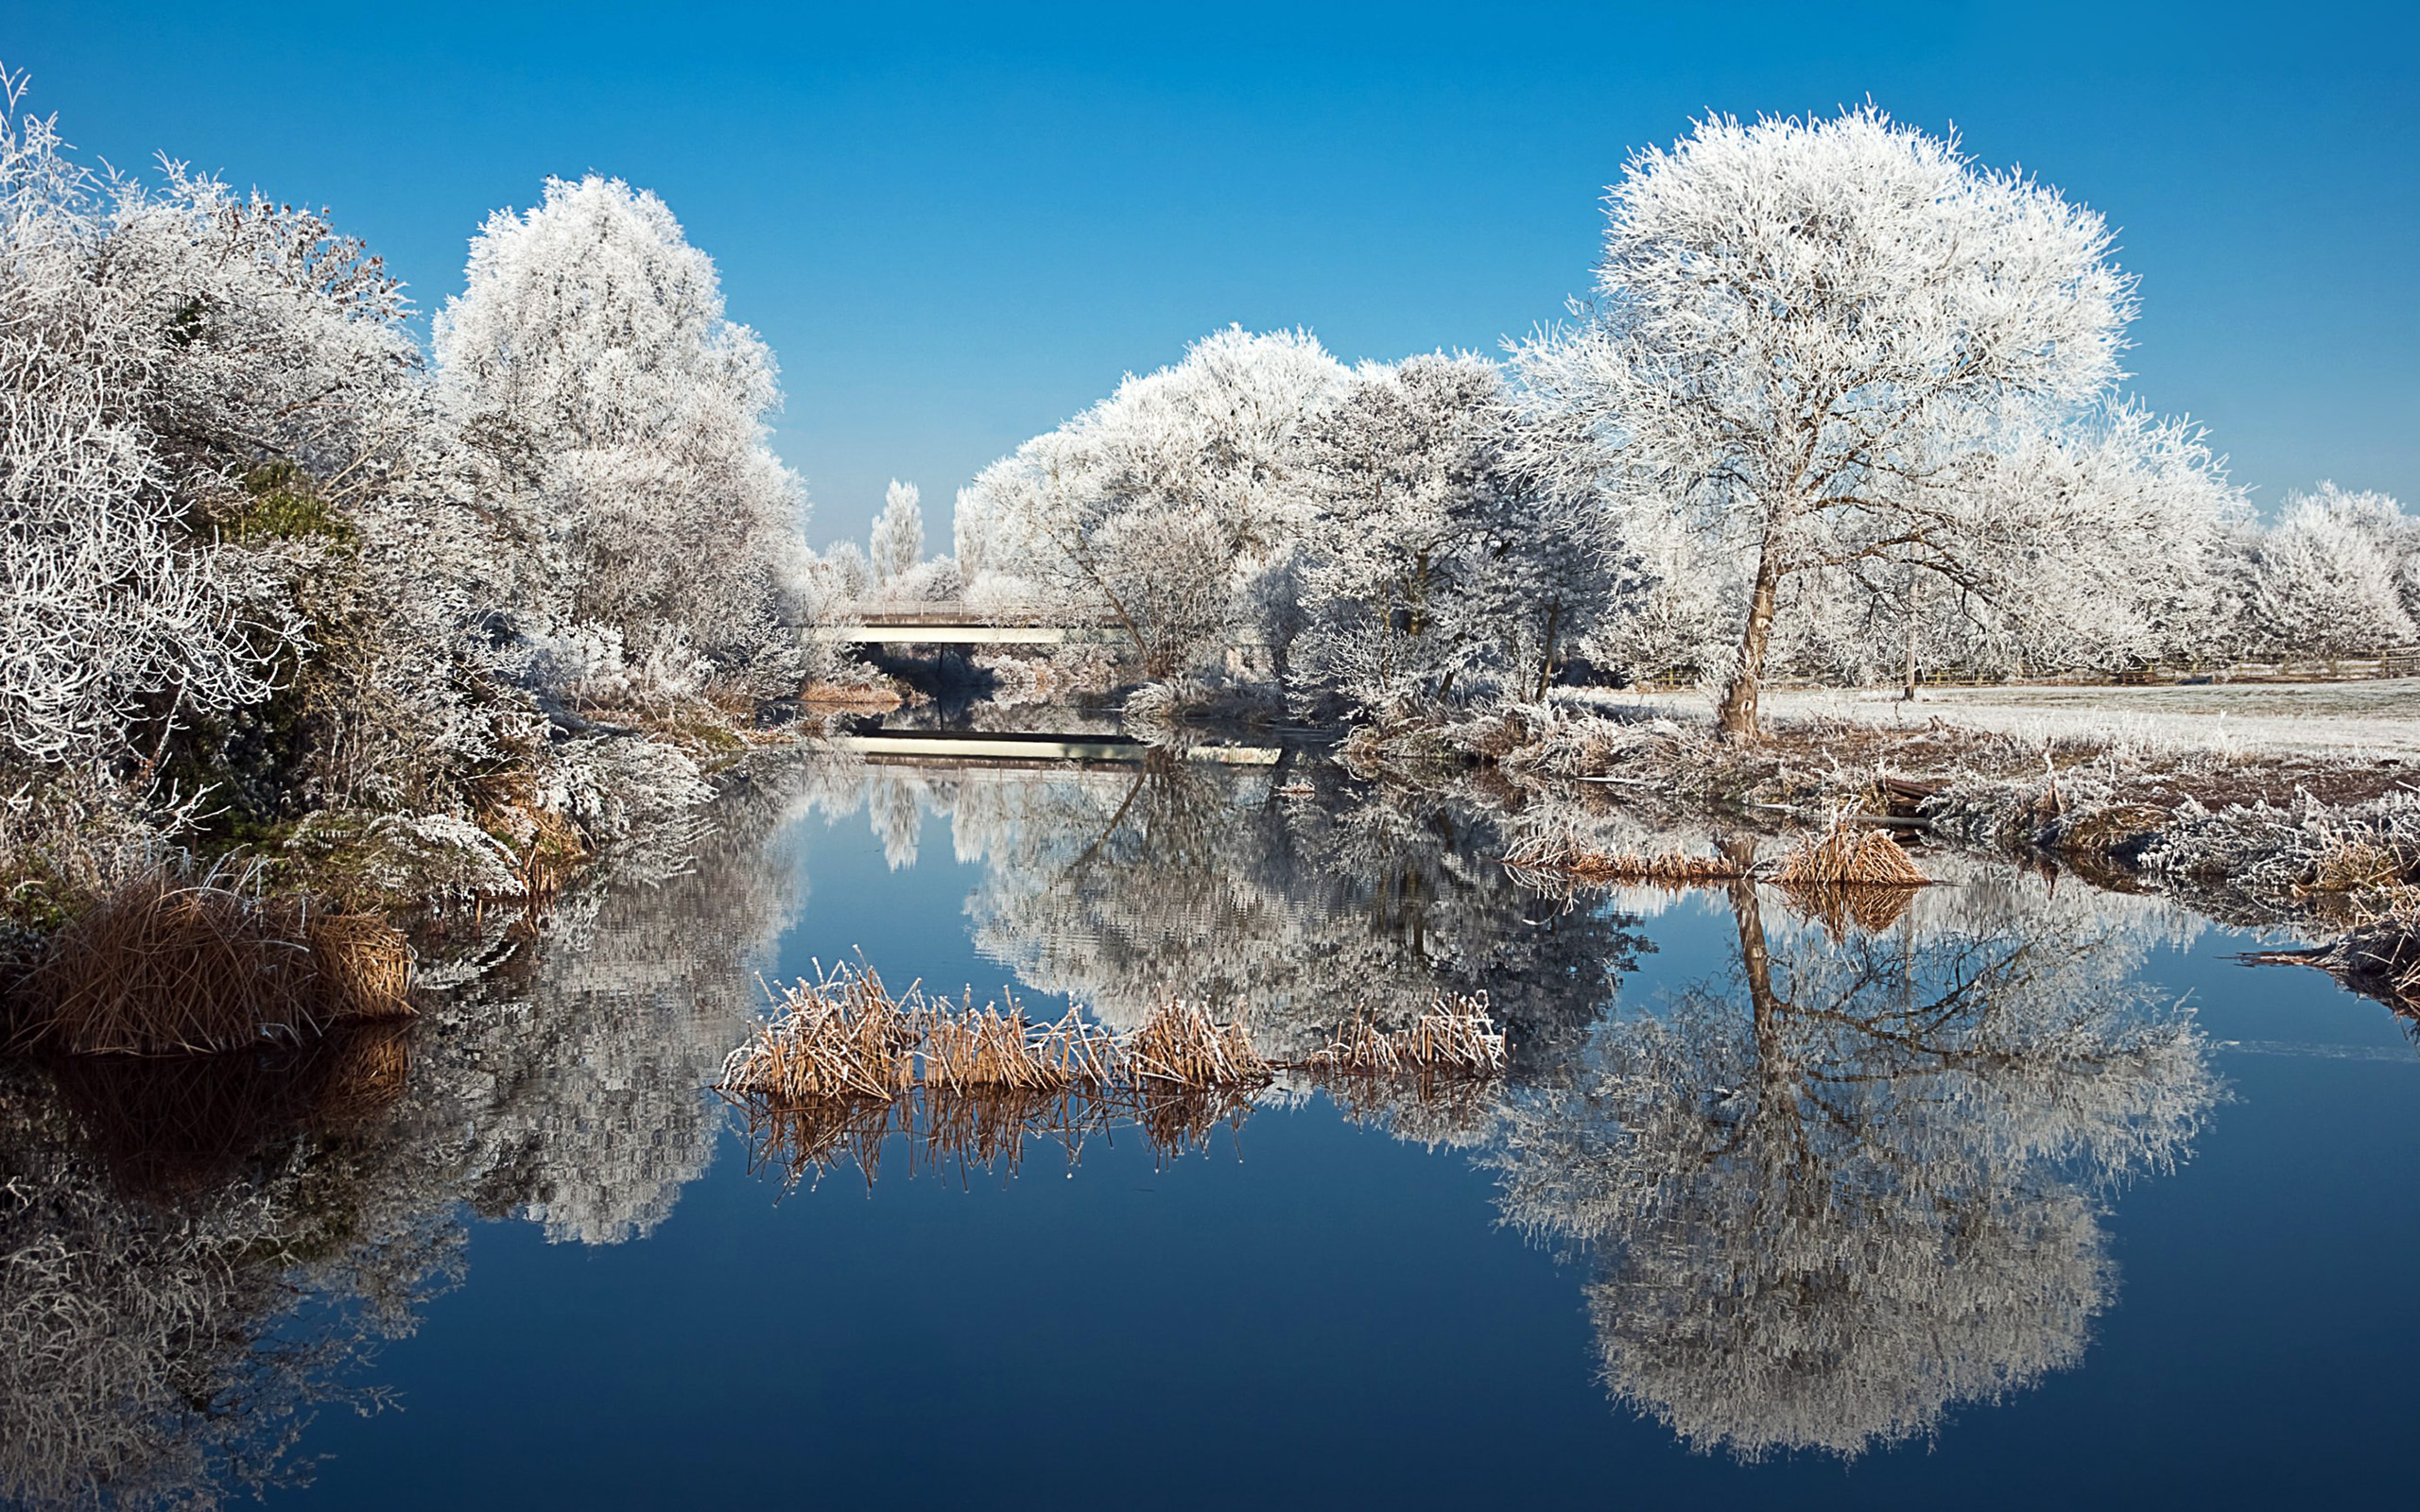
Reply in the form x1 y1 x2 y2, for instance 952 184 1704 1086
829 729 1280 766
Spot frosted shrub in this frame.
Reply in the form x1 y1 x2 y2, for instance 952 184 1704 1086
531 737 712 851
2248 485 2418 656
528 623 634 707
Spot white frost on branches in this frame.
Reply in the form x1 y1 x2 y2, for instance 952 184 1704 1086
1515 107 2235 731
2247 483 2419 655
433 174 806 699
869 477 924 586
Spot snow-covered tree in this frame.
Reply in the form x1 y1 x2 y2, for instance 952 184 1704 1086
2247 484 2418 656
1288 353 1627 714
0 79 302 773
964 326 1345 677
1518 108 2187 735
869 478 924 587
433 175 805 697
1788 404 2249 689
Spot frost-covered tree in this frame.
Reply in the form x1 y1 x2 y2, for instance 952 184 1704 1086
1518 108 2208 734
433 175 805 696
964 327 1345 677
1786 404 2248 689
0 69 539 822
2247 484 2418 656
869 478 924 588
0 77 344 774
1288 353 1626 714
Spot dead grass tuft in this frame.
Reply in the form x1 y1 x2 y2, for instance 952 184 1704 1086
2296 838 2415 897
719 961 922 1103
6 865 414 1056
1298 993 1508 1079
1774 825 1931 887
1126 1000 1272 1090
1501 837 1744 887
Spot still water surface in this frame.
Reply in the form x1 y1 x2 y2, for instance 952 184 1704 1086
12 754 2418 1508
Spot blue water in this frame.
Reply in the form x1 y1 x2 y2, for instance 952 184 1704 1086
246 768 2420 1511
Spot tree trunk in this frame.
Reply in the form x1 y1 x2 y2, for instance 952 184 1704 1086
1716 530 1785 740
1532 601 1564 702
1899 569 1921 702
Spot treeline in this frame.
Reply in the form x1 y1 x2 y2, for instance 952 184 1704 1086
1 71 818 933
854 109 2406 736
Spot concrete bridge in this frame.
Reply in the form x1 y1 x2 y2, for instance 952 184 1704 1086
803 605 1126 647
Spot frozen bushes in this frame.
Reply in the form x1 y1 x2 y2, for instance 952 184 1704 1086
0 69 811 938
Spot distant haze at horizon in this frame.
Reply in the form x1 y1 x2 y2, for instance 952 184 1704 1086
7 0 2411 547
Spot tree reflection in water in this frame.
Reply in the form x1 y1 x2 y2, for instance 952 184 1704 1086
1489 871 2219 1460
0 755 2227 1503
802 758 2224 1457
0 751 821 1508
871 754 1649 1061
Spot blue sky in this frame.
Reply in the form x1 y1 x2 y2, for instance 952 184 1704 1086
6 0 2411 547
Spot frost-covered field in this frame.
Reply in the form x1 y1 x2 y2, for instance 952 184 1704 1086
1634 679 2420 761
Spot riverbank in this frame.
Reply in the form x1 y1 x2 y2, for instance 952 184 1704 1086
0 693 821 1055
1306 683 2420 1016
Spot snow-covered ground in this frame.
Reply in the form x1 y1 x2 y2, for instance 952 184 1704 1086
1633 679 2420 760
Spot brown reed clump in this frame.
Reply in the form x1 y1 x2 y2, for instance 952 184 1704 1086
721 960 1523 1190
1126 1000 1272 1090
1773 824 1931 887
1775 879 1919 936
718 962 923 1103
1501 837 1743 887
915 995 1118 1094
2297 838 2414 897
1297 993 1508 1079
7 866 415 1057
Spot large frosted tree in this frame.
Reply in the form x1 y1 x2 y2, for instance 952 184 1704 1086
434 175 804 696
1520 108 2192 736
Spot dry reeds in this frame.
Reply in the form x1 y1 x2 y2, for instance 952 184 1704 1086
1773 824 1931 887
719 960 1512 1190
1501 837 1744 887
6 865 415 1057
1298 993 1507 1080
2297 838 2414 897
1126 1000 1271 1090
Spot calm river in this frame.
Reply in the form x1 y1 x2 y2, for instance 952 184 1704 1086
7 751 2414 1509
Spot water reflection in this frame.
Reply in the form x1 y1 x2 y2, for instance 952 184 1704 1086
802 757 2223 1457
1490 875 2217 1459
0 752 821 1507
0 751 2234 1504
856 754 1648 1059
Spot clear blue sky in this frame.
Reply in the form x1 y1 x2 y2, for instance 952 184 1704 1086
5 0 2411 547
